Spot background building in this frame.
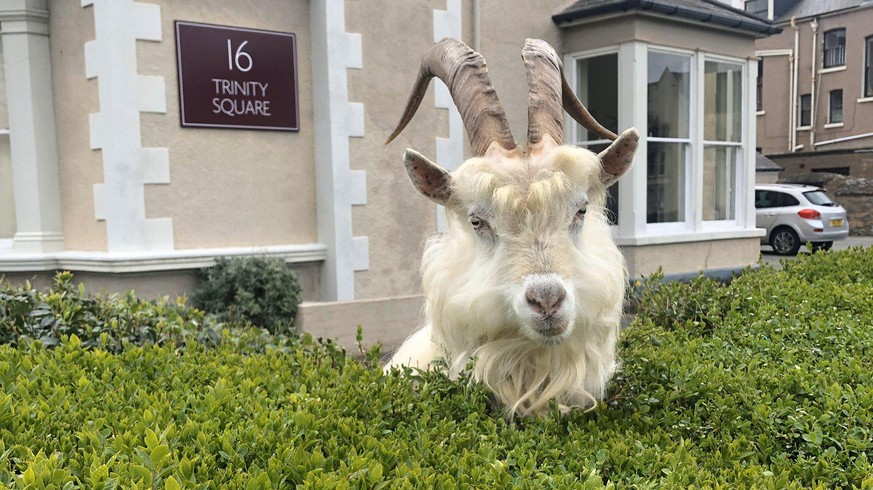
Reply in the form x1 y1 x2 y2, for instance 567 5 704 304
0 0 774 347
751 0 873 177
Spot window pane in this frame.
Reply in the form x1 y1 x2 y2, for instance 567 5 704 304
647 142 686 223
866 36 873 98
705 61 743 142
799 94 811 126
756 59 763 112
585 142 619 225
703 146 737 221
829 90 843 123
824 29 846 68
575 54 618 142
648 51 691 139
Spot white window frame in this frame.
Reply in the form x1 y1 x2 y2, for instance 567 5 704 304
700 54 747 231
645 46 696 235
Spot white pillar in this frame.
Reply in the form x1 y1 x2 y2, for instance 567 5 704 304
617 41 648 239
0 0 64 253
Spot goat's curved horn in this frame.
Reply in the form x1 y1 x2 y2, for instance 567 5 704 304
562 73 618 142
385 38 516 157
522 39 618 145
522 39 564 146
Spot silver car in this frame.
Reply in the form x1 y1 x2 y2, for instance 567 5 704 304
755 183 850 255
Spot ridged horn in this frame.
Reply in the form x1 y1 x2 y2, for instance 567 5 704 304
561 71 618 142
522 39 565 146
385 38 516 157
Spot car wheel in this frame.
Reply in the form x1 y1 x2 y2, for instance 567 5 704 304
770 227 800 255
811 241 833 252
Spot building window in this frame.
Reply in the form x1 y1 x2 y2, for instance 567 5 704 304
744 0 767 16
799 94 811 127
704 61 742 221
823 28 846 68
829 90 843 124
756 59 763 112
647 51 691 224
866 35 873 98
575 53 619 225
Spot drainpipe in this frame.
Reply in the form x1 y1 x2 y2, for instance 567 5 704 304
810 18 818 150
472 0 480 52
791 17 799 152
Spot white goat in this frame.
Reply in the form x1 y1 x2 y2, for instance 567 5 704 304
384 38 639 418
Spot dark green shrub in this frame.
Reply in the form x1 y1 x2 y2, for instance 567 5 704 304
192 256 302 334
0 271 223 351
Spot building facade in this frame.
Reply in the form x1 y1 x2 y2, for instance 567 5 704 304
0 0 772 346
751 0 873 176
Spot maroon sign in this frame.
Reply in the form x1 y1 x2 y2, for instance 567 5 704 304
174 21 299 131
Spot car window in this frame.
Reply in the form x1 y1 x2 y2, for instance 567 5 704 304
775 192 800 207
754 190 770 209
803 190 836 206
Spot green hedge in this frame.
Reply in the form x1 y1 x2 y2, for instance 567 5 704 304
1 249 873 488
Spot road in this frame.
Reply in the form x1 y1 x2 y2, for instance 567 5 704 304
759 235 873 269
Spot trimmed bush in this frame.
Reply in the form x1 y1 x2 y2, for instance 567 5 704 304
0 271 223 351
1 248 873 487
193 257 302 334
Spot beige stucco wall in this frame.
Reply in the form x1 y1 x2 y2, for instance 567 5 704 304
297 294 425 352
346 0 445 300
477 0 567 142
140 0 317 249
622 237 761 278
49 0 106 251
563 15 756 59
756 53 792 153
3 261 322 302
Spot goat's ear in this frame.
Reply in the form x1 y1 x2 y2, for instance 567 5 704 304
404 149 453 205
598 128 639 186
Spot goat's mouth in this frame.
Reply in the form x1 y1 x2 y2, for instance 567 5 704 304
525 317 572 345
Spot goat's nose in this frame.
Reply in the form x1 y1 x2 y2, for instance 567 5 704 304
525 281 566 318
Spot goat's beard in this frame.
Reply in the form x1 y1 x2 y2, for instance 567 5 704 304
414 219 626 418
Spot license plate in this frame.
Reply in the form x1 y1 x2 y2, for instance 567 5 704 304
830 218 843 227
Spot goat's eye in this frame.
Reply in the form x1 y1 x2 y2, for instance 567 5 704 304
470 217 485 230
576 208 586 218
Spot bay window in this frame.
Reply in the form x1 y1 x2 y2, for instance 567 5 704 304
569 43 751 240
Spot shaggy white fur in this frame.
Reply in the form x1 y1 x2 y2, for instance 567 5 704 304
386 141 633 418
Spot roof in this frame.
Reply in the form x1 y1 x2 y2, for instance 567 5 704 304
774 0 873 22
756 152 783 172
553 0 782 35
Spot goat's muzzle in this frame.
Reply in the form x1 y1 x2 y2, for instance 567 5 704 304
516 273 575 343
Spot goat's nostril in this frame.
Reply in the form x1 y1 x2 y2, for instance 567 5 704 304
525 283 567 318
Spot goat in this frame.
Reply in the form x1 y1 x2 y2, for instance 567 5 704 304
384 38 639 418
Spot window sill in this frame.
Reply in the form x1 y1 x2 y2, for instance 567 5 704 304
0 243 328 273
756 110 766 116
797 126 812 132
613 228 765 247
858 97 873 104
819 65 846 74
824 122 844 129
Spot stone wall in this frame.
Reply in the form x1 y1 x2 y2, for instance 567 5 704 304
770 149 873 179
780 173 873 236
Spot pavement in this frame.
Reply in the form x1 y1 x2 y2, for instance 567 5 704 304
759 235 873 269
